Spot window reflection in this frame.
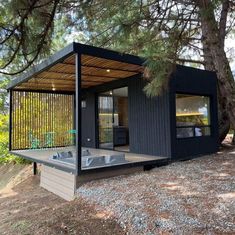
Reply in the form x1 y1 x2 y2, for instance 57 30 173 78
176 94 211 138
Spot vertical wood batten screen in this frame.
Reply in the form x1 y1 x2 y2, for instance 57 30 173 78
11 91 74 150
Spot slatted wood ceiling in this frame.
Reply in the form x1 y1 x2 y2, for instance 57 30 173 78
14 55 144 92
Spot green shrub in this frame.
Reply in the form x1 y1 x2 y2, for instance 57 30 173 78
0 131 29 164
0 114 29 164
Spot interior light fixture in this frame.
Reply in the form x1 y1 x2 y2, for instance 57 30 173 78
52 87 56 91
106 69 110 72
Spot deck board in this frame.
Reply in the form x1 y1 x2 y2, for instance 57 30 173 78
11 146 168 172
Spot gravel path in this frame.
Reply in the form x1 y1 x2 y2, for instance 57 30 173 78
77 146 235 234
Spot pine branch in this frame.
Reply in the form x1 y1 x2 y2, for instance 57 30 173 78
0 0 60 75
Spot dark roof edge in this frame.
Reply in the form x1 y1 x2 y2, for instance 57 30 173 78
6 43 76 90
74 42 145 66
8 42 216 91
176 64 217 76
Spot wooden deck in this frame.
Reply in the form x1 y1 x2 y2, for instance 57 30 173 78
11 147 168 200
11 146 168 173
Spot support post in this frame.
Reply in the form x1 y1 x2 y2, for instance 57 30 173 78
75 53 82 175
33 162 37 175
9 90 12 151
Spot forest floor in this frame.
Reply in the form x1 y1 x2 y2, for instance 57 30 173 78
0 164 123 235
0 139 234 234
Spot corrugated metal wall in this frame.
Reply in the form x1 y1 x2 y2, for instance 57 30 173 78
11 91 74 150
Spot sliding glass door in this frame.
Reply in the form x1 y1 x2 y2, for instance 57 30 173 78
98 95 114 149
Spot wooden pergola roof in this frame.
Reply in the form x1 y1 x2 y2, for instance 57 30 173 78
7 43 144 92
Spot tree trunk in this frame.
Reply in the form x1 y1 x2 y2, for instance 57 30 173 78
232 131 235 145
201 12 230 142
201 33 215 72
218 100 230 143
196 0 235 134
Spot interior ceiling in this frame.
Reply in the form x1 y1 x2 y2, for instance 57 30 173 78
14 54 144 92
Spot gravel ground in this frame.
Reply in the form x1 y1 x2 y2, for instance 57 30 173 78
77 145 235 234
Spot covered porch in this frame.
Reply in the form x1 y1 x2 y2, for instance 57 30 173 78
7 42 169 176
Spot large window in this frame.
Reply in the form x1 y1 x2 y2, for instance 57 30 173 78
176 94 211 138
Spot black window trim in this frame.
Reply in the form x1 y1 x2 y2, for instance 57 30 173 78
175 93 212 139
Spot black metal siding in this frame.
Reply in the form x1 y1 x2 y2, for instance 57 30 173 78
82 76 172 157
128 78 171 156
81 92 96 148
169 65 219 159
81 65 218 160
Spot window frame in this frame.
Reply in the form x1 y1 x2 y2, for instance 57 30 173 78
175 93 212 139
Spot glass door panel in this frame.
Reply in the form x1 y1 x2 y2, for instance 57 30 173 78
98 95 114 149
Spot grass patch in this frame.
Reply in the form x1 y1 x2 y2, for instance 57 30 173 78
11 220 32 234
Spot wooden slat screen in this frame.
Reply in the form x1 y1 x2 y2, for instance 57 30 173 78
11 91 74 150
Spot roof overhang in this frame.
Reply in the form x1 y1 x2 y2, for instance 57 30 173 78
7 42 145 92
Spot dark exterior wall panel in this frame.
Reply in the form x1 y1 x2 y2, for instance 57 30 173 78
128 78 171 157
175 137 218 158
169 65 219 159
82 76 172 157
81 65 218 160
81 92 96 148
